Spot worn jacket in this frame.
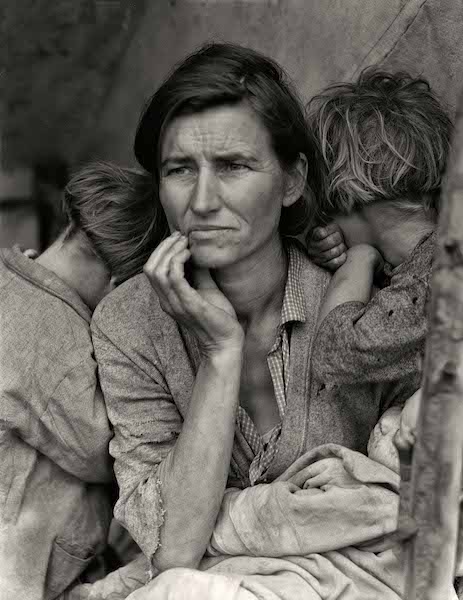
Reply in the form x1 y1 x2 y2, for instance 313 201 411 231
0 247 113 600
312 232 434 386
92 243 417 563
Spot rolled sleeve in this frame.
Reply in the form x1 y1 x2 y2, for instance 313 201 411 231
313 273 428 385
91 318 182 560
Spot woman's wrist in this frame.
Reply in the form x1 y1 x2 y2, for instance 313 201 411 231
202 335 245 366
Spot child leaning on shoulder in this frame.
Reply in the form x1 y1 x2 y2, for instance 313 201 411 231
306 69 452 456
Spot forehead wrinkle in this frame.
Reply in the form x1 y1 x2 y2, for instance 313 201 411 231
162 107 272 163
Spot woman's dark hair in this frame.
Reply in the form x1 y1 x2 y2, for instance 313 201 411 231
63 161 169 283
134 42 324 235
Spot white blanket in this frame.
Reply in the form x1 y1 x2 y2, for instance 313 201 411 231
127 444 455 600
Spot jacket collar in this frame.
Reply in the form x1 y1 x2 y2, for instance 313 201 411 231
1 246 92 323
265 249 331 480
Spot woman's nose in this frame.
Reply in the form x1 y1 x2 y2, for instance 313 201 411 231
189 169 220 214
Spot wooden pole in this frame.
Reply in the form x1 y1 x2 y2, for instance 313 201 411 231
402 94 463 599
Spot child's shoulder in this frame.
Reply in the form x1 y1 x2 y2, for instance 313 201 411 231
389 231 435 284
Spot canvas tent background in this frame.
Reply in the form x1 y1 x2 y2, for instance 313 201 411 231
4 0 463 250
84 0 463 165
3 1 463 165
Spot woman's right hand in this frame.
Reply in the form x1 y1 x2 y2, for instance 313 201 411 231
144 231 244 355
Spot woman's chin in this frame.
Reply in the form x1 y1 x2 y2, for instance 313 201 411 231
191 254 228 269
190 247 237 270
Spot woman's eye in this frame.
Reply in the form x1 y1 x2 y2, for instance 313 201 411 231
166 166 192 176
220 162 249 173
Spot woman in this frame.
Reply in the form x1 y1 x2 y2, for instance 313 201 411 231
92 44 413 597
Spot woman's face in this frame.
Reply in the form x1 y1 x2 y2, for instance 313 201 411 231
159 102 302 269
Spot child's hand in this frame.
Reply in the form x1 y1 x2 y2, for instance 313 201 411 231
303 457 358 489
306 223 347 271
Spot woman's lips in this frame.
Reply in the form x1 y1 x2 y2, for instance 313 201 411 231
188 227 231 239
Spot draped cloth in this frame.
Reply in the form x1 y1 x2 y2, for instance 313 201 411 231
125 444 462 600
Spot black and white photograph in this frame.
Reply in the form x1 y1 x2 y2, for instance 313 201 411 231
2 1 463 598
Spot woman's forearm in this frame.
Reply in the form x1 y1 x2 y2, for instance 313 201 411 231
152 343 243 572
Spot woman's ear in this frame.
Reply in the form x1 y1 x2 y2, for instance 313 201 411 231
282 153 308 208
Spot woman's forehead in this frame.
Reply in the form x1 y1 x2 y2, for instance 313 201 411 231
161 103 274 161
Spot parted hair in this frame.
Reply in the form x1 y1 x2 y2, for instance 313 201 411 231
134 42 325 235
63 162 169 283
307 69 453 224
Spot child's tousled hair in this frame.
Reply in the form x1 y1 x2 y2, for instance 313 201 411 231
307 69 453 224
63 162 169 283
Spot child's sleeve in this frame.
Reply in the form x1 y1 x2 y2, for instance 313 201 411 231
312 271 428 385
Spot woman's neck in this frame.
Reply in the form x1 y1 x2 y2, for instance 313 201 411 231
212 235 288 328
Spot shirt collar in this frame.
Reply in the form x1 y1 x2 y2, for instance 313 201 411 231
280 242 306 326
1 246 92 323
383 230 436 279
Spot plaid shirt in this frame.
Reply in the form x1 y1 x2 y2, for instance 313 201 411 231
237 244 306 485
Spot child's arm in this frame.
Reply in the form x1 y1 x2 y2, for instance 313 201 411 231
312 254 428 386
316 244 383 331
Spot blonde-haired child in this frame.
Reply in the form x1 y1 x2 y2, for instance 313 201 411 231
306 70 451 424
